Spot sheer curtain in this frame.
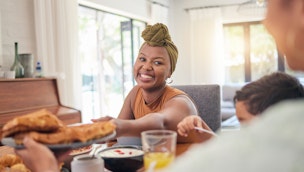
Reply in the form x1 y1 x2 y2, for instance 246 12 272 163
151 2 169 25
33 0 81 109
189 8 225 85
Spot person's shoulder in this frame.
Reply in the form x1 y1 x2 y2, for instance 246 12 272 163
125 85 141 102
166 85 186 95
249 99 304 136
127 85 141 95
262 98 304 118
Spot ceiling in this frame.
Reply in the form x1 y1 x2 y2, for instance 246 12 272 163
174 0 265 12
199 0 248 5
175 0 256 8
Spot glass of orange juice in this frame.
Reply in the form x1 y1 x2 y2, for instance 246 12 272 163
141 130 177 171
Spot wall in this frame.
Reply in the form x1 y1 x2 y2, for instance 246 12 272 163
0 0 36 70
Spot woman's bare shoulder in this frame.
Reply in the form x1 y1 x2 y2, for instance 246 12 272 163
164 94 198 116
127 85 140 99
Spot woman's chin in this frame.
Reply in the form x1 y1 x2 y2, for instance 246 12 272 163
136 80 153 88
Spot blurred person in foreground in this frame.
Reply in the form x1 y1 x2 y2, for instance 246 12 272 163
164 0 304 171
177 72 304 138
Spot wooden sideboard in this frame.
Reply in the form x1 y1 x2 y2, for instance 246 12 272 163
0 78 82 128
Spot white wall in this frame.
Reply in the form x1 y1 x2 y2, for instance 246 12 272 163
0 0 36 70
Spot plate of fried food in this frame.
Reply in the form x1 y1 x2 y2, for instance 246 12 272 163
1 109 116 151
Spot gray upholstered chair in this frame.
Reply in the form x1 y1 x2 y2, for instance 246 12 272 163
172 84 221 132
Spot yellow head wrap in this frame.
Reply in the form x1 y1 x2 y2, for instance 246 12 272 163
141 23 178 75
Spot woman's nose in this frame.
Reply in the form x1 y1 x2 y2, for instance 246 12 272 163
142 63 152 70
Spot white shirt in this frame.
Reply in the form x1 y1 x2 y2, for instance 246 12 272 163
163 99 304 172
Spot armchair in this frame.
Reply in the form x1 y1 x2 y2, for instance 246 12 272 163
172 84 221 132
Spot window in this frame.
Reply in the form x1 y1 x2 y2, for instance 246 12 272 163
223 21 304 84
223 22 278 83
223 25 245 83
79 5 146 123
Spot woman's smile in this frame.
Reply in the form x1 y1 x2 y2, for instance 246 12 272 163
140 73 153 80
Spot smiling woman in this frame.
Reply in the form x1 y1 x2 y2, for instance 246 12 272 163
92 23 213 144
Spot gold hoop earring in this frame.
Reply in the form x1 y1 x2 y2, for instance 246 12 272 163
166 77 173 84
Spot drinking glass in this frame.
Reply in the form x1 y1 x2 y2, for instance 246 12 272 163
141 130 177 171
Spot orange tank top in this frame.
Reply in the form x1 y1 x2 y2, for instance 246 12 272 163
132 85 212 143
133 86 185 119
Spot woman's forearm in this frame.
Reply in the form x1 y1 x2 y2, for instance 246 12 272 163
113 113 166 137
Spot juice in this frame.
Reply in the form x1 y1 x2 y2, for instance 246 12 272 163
144 152 175 170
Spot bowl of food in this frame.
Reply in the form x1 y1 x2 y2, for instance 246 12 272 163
97 145 144 172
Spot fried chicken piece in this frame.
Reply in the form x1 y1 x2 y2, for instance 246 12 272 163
72 121 116 142
13 121 116 145
0 154 22 167
10 163 31 172
0 164 5 171
1 109 64 138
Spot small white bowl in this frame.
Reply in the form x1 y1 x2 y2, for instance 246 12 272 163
71 154 104 172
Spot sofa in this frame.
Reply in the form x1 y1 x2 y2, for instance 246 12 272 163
221 84 244 121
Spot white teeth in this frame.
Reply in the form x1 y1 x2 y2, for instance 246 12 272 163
141 74 152 79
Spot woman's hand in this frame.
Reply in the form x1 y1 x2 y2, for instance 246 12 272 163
177 115 203 137
15 137 70 172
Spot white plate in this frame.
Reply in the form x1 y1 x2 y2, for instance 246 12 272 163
1 131 116 151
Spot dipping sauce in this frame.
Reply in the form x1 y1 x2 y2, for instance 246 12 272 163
99 148 144 158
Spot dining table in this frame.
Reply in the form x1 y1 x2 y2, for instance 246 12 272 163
0 142 196 172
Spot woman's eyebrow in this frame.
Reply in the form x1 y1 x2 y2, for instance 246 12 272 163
139 52 146 56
